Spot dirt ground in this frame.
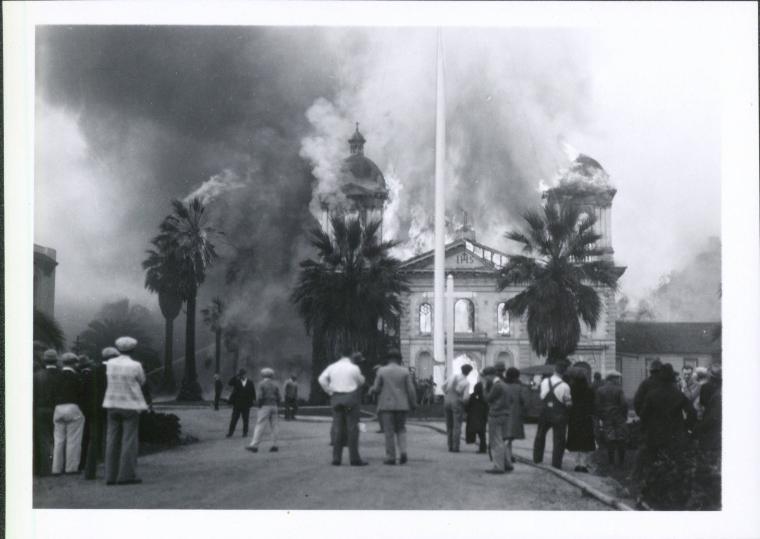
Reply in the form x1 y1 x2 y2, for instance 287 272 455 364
33 405 628 510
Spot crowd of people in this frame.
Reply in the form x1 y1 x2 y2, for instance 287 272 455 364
315 347 722 493
33 337 152 485
34 336 721 504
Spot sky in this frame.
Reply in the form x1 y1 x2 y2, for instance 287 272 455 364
34 24 722 351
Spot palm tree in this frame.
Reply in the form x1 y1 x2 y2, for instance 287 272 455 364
34 308 65 350
201 297 225 375
291 216 408 402
142 238 184 392
79 299 161 372
156 197 221 401
497 200 620 363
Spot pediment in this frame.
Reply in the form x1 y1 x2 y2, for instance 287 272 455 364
400 239 510 272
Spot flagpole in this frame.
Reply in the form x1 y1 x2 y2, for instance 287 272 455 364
433 29 447 384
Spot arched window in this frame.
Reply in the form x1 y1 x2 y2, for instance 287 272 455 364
419 303 432 334
496 302 510 336
454 299 475 333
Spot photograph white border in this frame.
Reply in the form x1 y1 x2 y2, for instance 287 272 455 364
4 2 759 538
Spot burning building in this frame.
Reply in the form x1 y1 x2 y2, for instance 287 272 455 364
320 125 625 392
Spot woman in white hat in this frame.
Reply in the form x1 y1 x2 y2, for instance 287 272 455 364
246 368 281 453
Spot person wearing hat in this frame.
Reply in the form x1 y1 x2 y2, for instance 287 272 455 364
246 368 281 453
694 363 721 462
594 370 628 467
102 336 148 485
483 366 525 473
83 346 119 480
282 374 299 420
33 349 60 475
633 358 663 417
369 349 417 465
465 369 489 455
77 355 94 472
51 352 86 474
227 367 256 438
213 374 224 411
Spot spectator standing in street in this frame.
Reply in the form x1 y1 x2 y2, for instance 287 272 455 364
484 366 509 474
370 349 417 465
283 375 299 420
566 368 596 473
319 349 368 466
591 372 603 392
465 377 488 454
52 353 85 475
503 367 527 467
227 368 256 437
213 374 223 411
680 365 700 410
533 359 572 469
33 349 59 476
694 364 722 464
102 337 149 485
442 364 473 453
247 368 281 453
633 359 663 417
84 346 118 480
594 370 628 467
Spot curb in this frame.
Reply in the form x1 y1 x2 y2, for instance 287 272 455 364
409 421 636 511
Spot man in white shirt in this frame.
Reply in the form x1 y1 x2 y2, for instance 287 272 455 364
533 359 573 469
442 364 473 452
318 349 368 466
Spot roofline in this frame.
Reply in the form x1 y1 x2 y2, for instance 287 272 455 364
400 238 511 268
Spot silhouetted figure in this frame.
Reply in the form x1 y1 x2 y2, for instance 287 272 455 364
33 350 59 476
283 375 299 420
595 370 628 467
566 368 596 473
227 368 256 437
213 374 223 411
533 360 572 469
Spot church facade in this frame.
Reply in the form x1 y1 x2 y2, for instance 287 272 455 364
322 126 623 391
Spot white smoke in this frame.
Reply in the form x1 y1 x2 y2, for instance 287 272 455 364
184 168 246 204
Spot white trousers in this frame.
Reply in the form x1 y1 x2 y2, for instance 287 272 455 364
52 404 84 474
249 405 279 448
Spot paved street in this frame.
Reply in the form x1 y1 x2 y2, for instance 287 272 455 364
34 406 625 510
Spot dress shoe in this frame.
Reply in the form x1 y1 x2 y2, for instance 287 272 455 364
331 460 341 466
504 465 514 472
399 454 408 465
383 459 396 465
485 469 506 475
246 446 258 453
350 461 369 466
106 481 116 486
269 446 279 452
116 478 142 485
226 434 232 438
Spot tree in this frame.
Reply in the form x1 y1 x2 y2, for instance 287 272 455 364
201 297 225 375
34 308 65 351
79 299 161 373
497 200 620 363
155 198 221 401
142 238 185 392
291 216 408 402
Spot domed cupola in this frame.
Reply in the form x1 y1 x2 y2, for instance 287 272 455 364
320 123 389 238
544 153 617 259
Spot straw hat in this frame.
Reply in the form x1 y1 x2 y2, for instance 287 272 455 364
115 336 138 352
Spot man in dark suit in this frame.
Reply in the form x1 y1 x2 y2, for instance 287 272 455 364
213 374 223 411
84 347 119 479
227 368 256 437
33 349 59 476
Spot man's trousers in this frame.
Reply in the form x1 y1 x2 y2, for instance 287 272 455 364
249 405 279 447
228 406 251 436
532 412 568 469
331 401 362 464
444 401 465 451
379 411 408 461
34 407 55 476
105 409 140 483
52 404 85 474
